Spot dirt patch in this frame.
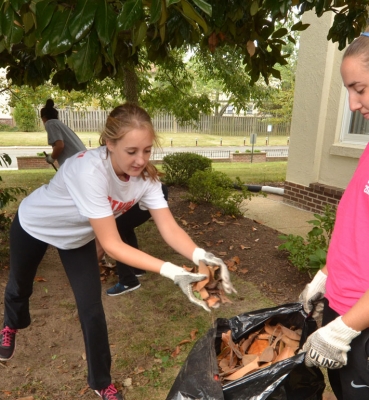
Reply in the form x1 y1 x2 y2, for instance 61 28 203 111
0 185 313 400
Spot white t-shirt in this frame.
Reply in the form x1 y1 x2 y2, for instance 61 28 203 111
19 147 167 249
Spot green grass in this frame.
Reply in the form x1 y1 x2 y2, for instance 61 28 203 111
0 162 286 215
0 130 289 148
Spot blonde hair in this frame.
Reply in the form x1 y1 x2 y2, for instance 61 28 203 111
343 28 369 65
100 103 160 181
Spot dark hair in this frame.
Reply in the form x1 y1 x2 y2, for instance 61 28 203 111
40 99 58 120
100 103 160 181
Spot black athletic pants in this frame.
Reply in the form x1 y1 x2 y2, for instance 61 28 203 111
4 212 111 390
116 184 168 287
322 298 369 399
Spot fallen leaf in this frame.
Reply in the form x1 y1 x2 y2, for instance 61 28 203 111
231 256 240 264
240 245 251 250
171 346 181 357
239 268 249 274
252 227 257 231
255 238 259 242
181 219 188 226
188 202 197 210
79 386 90 395
190 329 198 340
218 251 227 256
34 276 47 282
178 339 191 345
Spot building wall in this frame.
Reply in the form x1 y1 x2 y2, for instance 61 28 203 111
284 11 364 213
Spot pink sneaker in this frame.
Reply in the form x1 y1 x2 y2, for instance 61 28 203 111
95 383 123 400
0 326 17 361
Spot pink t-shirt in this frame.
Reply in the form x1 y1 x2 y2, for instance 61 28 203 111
325 143 369 315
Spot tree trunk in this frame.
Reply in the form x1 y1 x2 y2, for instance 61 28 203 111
123 63 139 105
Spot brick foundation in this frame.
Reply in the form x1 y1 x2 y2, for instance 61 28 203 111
283 181 344 213
232 152 266 163
17 157 60 170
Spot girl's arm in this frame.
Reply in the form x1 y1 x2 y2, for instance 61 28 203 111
342 289 369 331
50 140 64 160
89 215 165 272
148 207 198 260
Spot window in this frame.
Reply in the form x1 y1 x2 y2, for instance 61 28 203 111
340 93 369 144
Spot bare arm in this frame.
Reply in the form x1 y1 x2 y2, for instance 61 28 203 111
342 290 369 331
89 215 165 273
149 207 198 261
50 140 64 160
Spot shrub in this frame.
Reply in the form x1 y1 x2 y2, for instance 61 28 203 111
278 204 336 275
0 153 27 229
162 152 212 186
13 102 38 132
187 170 253 217
0 123 17 132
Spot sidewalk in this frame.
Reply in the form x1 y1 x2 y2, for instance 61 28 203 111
242 192 315 237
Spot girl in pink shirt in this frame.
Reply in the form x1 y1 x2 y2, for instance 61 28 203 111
300 30 369 400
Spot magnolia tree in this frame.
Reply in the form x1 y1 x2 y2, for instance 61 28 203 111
0 0 367 96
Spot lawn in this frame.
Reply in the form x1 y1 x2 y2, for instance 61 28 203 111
0 131 290 148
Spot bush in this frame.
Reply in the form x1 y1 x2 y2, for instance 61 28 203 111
187 170 253 217
0 123 17 132
13 102 38 132
0 154 27 229
278 204 336 275
162 152 212 186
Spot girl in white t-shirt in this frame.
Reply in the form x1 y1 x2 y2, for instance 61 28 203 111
0 103 236 400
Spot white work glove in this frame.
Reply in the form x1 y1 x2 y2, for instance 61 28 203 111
160 262 210 312
192 248 237 294
299 269 327 319
302 316 360 369
45 154 55 164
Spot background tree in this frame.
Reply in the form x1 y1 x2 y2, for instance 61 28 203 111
0 0 366 93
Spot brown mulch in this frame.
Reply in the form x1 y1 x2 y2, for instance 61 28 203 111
167 185 312 305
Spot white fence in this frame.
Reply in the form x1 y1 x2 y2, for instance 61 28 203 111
56 109 290 136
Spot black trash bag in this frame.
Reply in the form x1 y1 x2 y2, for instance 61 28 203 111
166 303 325 400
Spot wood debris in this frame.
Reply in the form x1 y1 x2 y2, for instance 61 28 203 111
189 261 232 309
217 319 302 384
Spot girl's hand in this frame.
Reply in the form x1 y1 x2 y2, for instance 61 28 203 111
160 262 210 312
299 269 327 319
302 316 360 369
192 248 237 294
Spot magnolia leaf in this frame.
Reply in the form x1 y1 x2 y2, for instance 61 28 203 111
117 0 144 31
246 40 255 56
68 32 101 82
133 21 147 47
180 0 208 33
22 11 35 33
36 7 74 56
192 0 212 17
69 0 98 42
95 0 116 46
1 6 24 48
291 21 310 32
272 27 288 39
150 0 162 24
34 0 57 38
250 0 258 16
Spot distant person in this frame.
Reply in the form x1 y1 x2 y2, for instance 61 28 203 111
40 99 86 166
